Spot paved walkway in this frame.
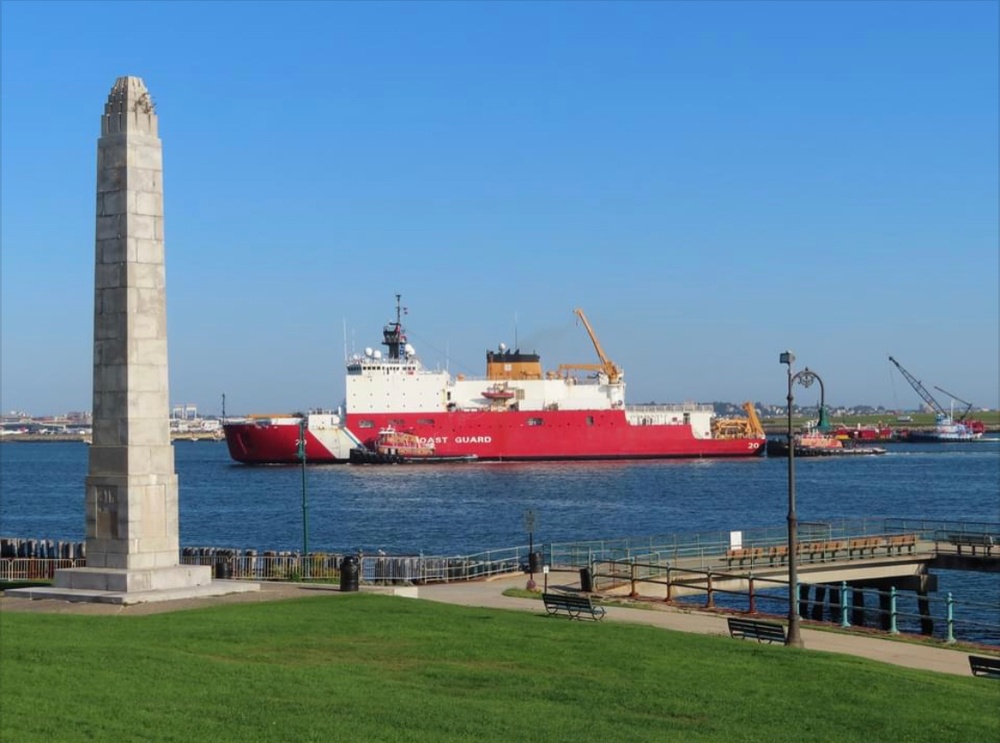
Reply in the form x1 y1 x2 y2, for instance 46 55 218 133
2 571 989 678
417 571 983 678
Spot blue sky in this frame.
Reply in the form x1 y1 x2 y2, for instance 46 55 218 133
2 0 997 417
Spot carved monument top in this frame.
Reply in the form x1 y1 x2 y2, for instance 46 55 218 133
101 76 158 137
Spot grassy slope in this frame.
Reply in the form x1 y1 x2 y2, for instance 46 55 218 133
2 594 997 743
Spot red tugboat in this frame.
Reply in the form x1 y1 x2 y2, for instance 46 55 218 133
225 297 768 464
828 423 896 442
348 427 479 464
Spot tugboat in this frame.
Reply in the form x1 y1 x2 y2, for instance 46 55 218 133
766 402 886 457
766 432 886 457
349 427 478 465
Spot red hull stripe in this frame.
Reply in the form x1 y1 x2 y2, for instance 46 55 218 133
225 410 766 464
347 411 763 459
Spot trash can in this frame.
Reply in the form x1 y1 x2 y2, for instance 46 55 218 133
529 551 543 574
579 567 593 593
214 559 232 580
340 555 360 592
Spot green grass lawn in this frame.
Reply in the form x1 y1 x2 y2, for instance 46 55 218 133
2 594 997 742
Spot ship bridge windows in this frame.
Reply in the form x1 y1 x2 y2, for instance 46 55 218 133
527 417 543 427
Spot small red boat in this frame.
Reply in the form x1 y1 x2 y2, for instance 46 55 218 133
828 424 896 442
349 427 477 464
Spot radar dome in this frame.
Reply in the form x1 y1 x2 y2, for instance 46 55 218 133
404 344 415 355
364 347 373 357
373 350 382 359
499 342 507 352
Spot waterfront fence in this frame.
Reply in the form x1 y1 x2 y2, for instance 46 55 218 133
547 517 998 570
180 547 530 584
584 556 999 646
0 558 85 581
0 539 531 585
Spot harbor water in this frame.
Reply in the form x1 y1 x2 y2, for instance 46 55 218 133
2 439 998 642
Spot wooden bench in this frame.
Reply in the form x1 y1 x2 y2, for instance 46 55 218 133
799 541 828 562
824 540 846 559
726 617 787 644
948 533 995 557
968 655 1000 678
799 540 847 562
542 592 606 621
886 534 916 555
726 547 763 567
768 545 788 566
849 537 878 559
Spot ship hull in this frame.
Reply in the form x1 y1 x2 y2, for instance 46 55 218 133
902 431 977 443
346 409 764 461
225 410 764 465
223 418 358 465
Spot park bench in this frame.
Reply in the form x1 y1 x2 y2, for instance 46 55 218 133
726 547 763 568
799 540 847 562
542 592 606 621
886 534 916 555
823 540 846 559
947 533 995 557
768 545 788 566
726 616 787 644
968 655 1000 678
799 541 828 562
849 537 879 559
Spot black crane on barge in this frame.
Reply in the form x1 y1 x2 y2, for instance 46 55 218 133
888 356 985 436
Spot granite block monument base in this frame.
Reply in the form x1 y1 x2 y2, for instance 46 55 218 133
7 565 260 605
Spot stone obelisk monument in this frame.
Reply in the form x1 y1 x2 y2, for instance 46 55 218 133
11 76 257 603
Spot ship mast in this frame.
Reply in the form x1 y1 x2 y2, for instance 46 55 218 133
383 293 406 360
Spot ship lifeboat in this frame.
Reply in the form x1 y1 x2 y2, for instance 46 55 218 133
482 385 515 400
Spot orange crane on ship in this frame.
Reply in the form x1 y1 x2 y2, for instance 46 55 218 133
712 402 766 439
554 308 624 383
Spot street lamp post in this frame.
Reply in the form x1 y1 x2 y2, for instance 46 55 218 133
298 417 309 577
779 351 821 648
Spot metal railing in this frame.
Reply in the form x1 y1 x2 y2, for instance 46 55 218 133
548 518 1000 570
0 558 85 581
585 556 999 646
